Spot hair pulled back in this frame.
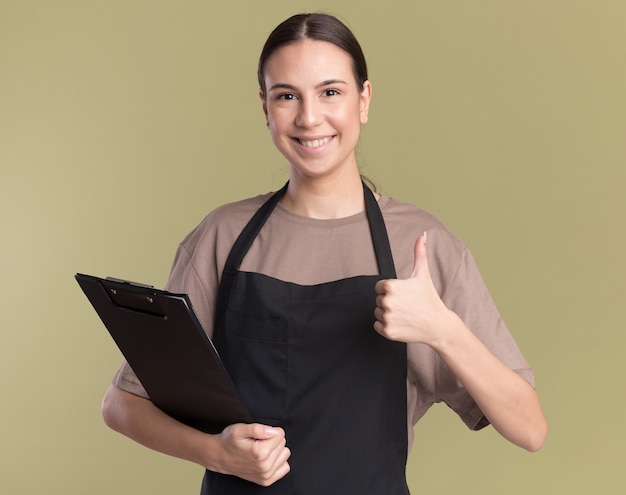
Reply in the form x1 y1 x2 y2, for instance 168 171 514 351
258 13 368 95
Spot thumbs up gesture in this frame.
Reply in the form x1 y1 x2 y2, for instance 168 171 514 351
374 232 452 344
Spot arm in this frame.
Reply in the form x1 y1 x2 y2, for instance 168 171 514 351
374 233 547 452
101 384 291 486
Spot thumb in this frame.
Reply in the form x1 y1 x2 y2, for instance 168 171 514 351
410 231 429 279
240 423 283 441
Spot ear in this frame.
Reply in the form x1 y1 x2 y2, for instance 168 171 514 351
260 89 269 126
359 80 372 124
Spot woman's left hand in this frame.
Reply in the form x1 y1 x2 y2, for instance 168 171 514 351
374 232 548 452
374 232 454 345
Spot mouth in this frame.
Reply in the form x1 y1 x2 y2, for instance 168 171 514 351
294 136 334 149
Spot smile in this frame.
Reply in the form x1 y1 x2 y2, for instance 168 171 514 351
295 136 333 149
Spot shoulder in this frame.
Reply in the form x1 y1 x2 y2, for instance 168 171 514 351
378 195 468 281
379 195 465 246
179 192 274 256
164 192 276 322
379 195 444 227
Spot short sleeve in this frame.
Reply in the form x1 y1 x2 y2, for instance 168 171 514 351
112 360 149 398
436 247 534 429
110 241 218 398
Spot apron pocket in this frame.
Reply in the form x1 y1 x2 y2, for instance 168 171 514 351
221 308 288 423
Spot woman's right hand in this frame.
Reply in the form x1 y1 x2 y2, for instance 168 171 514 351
102 385 290 487
209 423 291 486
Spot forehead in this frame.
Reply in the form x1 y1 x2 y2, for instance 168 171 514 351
264 39 355 86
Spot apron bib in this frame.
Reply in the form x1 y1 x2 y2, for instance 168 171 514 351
202 183 409 494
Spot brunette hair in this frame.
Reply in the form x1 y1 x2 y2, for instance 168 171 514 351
257 13 368 96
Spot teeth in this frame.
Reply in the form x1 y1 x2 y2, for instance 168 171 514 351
298 136 332 148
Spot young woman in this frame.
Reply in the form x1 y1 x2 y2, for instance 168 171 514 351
102 13 547 494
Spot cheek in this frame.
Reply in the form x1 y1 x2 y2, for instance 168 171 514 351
340 105 366 134
267 117 290 150
267 107 292 132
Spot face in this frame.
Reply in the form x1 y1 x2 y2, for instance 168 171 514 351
261 40 372 182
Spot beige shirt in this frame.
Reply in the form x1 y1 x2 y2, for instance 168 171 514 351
113 192 534 450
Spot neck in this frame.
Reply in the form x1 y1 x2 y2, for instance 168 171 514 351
281 171 367 219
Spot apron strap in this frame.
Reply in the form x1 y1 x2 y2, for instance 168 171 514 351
363 182 397 279
221 182 289 275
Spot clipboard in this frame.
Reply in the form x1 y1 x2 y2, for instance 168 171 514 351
75 273 253 434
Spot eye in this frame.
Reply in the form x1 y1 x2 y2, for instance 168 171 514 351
322 89 340 97
277 93 298 101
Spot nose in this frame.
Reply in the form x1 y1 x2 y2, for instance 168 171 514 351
295 97 322 128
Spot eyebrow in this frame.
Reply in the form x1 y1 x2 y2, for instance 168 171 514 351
268 79 349 93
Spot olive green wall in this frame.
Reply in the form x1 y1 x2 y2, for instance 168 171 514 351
2 1 624 493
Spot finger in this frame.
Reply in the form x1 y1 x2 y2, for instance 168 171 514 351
374 306 384 323
375 294 385 308
410 231 429 279
375 279 387 294
252 436 291 486
259 450 291 487
251 432 287 465
269 444 291 472
274 457 291 480
373 319 384 335
276 447 291 471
